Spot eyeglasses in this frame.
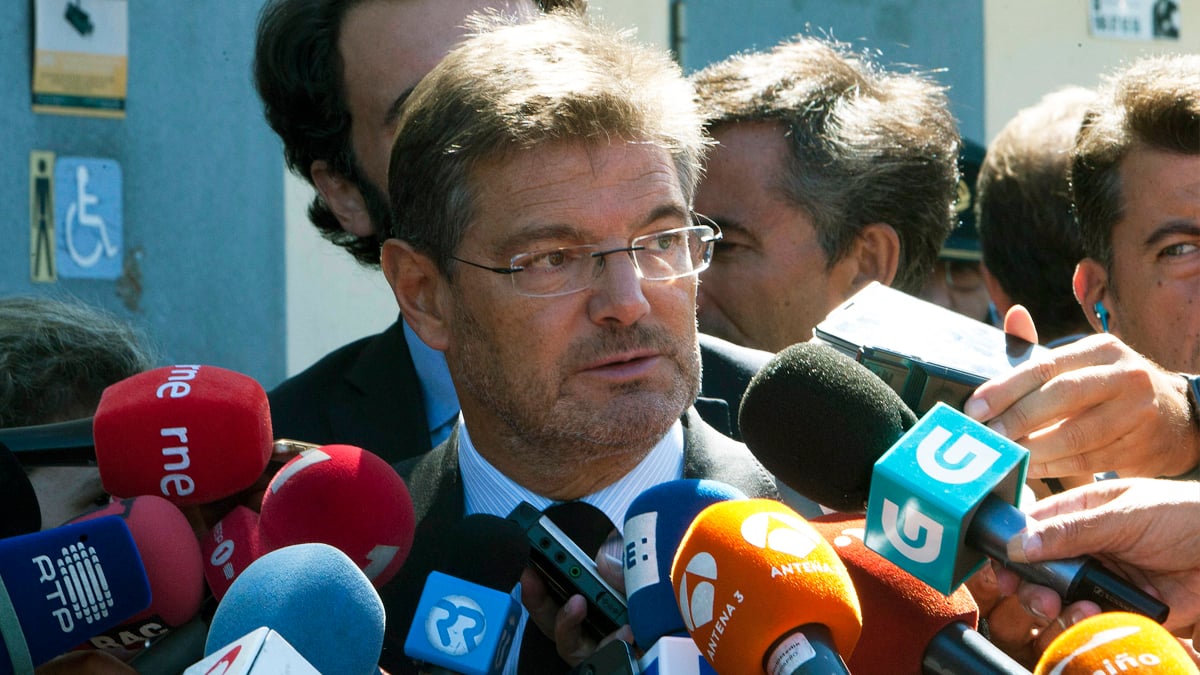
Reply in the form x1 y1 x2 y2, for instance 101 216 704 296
451 216 722 298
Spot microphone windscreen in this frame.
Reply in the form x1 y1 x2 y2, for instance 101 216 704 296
543 501 615 555
739 342 916 512
671 498 862 673
67 496 205 657
1034 611 1197 674
94 365 272 505
429 514 529 591
200 505 263 601
812 513 978 675
0 516 150 673
623 479 746 649
0 442 40 537
205 542 385 675
258 445 415 588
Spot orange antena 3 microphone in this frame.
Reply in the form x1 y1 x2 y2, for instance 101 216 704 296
671 498 862 675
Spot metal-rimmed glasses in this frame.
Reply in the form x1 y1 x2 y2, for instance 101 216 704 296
450 215 722 298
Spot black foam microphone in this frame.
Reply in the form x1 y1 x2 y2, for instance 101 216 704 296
740 343 917 512
404 514 530 675
0 442 40 537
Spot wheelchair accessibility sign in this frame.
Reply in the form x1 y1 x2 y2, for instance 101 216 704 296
54 157 123 279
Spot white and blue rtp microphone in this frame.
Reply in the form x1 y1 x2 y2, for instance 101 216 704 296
0 516 151 674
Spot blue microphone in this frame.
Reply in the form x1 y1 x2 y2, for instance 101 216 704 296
0 516 150 674
404 514 529 675
622 479 745 652
205 543 385 675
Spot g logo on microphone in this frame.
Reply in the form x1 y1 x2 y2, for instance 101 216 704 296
880 499 943 564
677 552 718 632
425 595 487 656
916 427 1001 485
865 403 1030 594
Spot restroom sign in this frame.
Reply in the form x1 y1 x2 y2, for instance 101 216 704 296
54 157 123 279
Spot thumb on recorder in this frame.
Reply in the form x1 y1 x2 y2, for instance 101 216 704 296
998 478 1200 640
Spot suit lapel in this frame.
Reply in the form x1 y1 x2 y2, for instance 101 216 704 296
332 319 432 463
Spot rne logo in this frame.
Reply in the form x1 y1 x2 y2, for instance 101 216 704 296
677 552 717 633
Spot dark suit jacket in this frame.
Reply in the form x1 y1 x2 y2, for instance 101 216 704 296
377 408 782 674
268 318 771 463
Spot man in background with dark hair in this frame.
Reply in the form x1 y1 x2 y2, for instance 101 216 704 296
690 35 959 353
0 295 157 528
968 54 1200 488
976 87 1096 346
255 0 771 464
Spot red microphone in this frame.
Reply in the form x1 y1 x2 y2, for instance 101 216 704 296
94 365 272 505
811 513 1029 675
199 445 415 598
257 444 415 588
1035 611 1198 674
201 505 264 601
67 495 205 661
671 498 862 675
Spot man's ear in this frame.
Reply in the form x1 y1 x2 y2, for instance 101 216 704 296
381 239 451 351
843 222 900 293
1073 258 1112 334
311 160 376 237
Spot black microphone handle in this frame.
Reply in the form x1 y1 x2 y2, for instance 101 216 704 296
922 622 1031 675
968 494 1169 622
768 624 850 675
126 616 209 675
0 417 96 466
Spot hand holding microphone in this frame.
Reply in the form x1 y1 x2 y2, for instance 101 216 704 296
740 343 1168 623
999 478 1200 640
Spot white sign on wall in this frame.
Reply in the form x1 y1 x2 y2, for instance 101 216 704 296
1090 0 1181 41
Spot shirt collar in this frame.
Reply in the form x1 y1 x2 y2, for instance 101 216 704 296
402 319 460 437
458 418 685 535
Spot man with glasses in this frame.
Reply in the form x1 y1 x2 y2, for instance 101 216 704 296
690 35 959 353
375 13 796 672
254 0 771 465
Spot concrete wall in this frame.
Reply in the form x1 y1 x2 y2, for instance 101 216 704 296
1 2 285 388
984 0 1198 140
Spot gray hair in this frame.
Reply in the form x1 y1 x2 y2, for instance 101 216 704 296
386 11 708 272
